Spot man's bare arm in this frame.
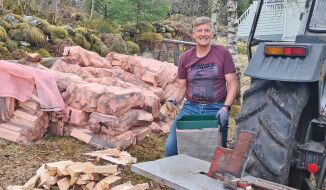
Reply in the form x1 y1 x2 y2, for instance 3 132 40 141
171 79 187 104
223 72 238 108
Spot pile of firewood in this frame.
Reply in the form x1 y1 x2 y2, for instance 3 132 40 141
0 46 176 149
7 149 148 190
0 95 48 144
48 46 176 149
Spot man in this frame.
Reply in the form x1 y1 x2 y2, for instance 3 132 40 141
165 16 238 157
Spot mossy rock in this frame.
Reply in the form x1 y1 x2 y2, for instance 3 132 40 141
122 23 139 34
74 27 88 35
88 34 109 56
37 48 51 57
162 32 173 39
140 32 163 42
50 26 68 43
126 40 140 55
0 19 12 30
0 42 8 53
4 14 25 26
138 22 155 33
0 26 8 41
23 15 52 35
10 23 46 46
37 19 52 35
100 33 127 54
72 33 91 49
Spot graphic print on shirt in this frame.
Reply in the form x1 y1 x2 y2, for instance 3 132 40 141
188 62 218 102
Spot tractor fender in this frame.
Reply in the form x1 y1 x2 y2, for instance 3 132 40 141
245 43 326 82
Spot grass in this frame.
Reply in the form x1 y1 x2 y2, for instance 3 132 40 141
0 134 95 188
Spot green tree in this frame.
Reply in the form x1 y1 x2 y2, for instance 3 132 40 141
86 0 170 24
237 0 252 17
86 0 111 19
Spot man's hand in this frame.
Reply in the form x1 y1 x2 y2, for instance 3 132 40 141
160 99 179 118
166 99 179 113
216 108 229 128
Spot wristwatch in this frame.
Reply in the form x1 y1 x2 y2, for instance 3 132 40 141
223 105 231 112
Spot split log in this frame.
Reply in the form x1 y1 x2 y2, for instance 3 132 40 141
64 82 143 116
64 106 89 127
89 110 152 136
0 108 49 144
0 97 15 123
94 175 122 189
84 77 161 118
111 183 149 190
62 46 112 69
70 128 136 150
51 60 95 79
131 126 151 142
149 122 163 134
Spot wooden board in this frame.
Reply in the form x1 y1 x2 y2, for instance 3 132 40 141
131 154 230 190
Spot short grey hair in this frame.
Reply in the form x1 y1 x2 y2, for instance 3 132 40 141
193 16 212 30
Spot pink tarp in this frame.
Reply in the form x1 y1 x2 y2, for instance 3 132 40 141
0 60 65 111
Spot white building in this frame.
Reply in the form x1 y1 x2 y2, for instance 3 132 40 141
237 0 306 41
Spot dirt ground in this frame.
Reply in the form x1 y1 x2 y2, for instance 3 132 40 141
0 133 169 189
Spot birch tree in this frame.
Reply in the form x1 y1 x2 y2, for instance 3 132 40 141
0 0 3 15
89 0 95 19
53 0 60 23
211 0 227 44
227 0 238 66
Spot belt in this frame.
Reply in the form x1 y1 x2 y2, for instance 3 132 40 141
188 100 224 105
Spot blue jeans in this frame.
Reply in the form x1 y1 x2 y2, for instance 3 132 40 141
165 101 228 157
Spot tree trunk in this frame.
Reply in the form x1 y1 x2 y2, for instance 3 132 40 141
211 0 226 44
227 0 238 66
136 0 141 28
0 0 3 15
89 0 95 19
53 0 60 23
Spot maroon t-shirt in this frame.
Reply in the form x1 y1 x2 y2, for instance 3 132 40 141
178 45 236 103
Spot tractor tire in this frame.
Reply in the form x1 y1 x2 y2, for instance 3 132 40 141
235 79 312 185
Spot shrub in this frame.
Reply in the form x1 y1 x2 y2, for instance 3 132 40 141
37 48 51 57
50 26 68 43
138 22 155 33
4 40 18 51
0 19 11 30
237 43 247 55
74 27 88 36
126 40 140 55
80 19 114 33
72 33 91 49
162 32 173 39
0 42 8 53
0 26 8 41
88 34 109 56
140 32 162 42
21 46 32 52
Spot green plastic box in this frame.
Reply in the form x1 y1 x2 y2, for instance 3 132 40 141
176 115 219 130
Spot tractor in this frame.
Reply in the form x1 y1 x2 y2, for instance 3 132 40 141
236 0 326 189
